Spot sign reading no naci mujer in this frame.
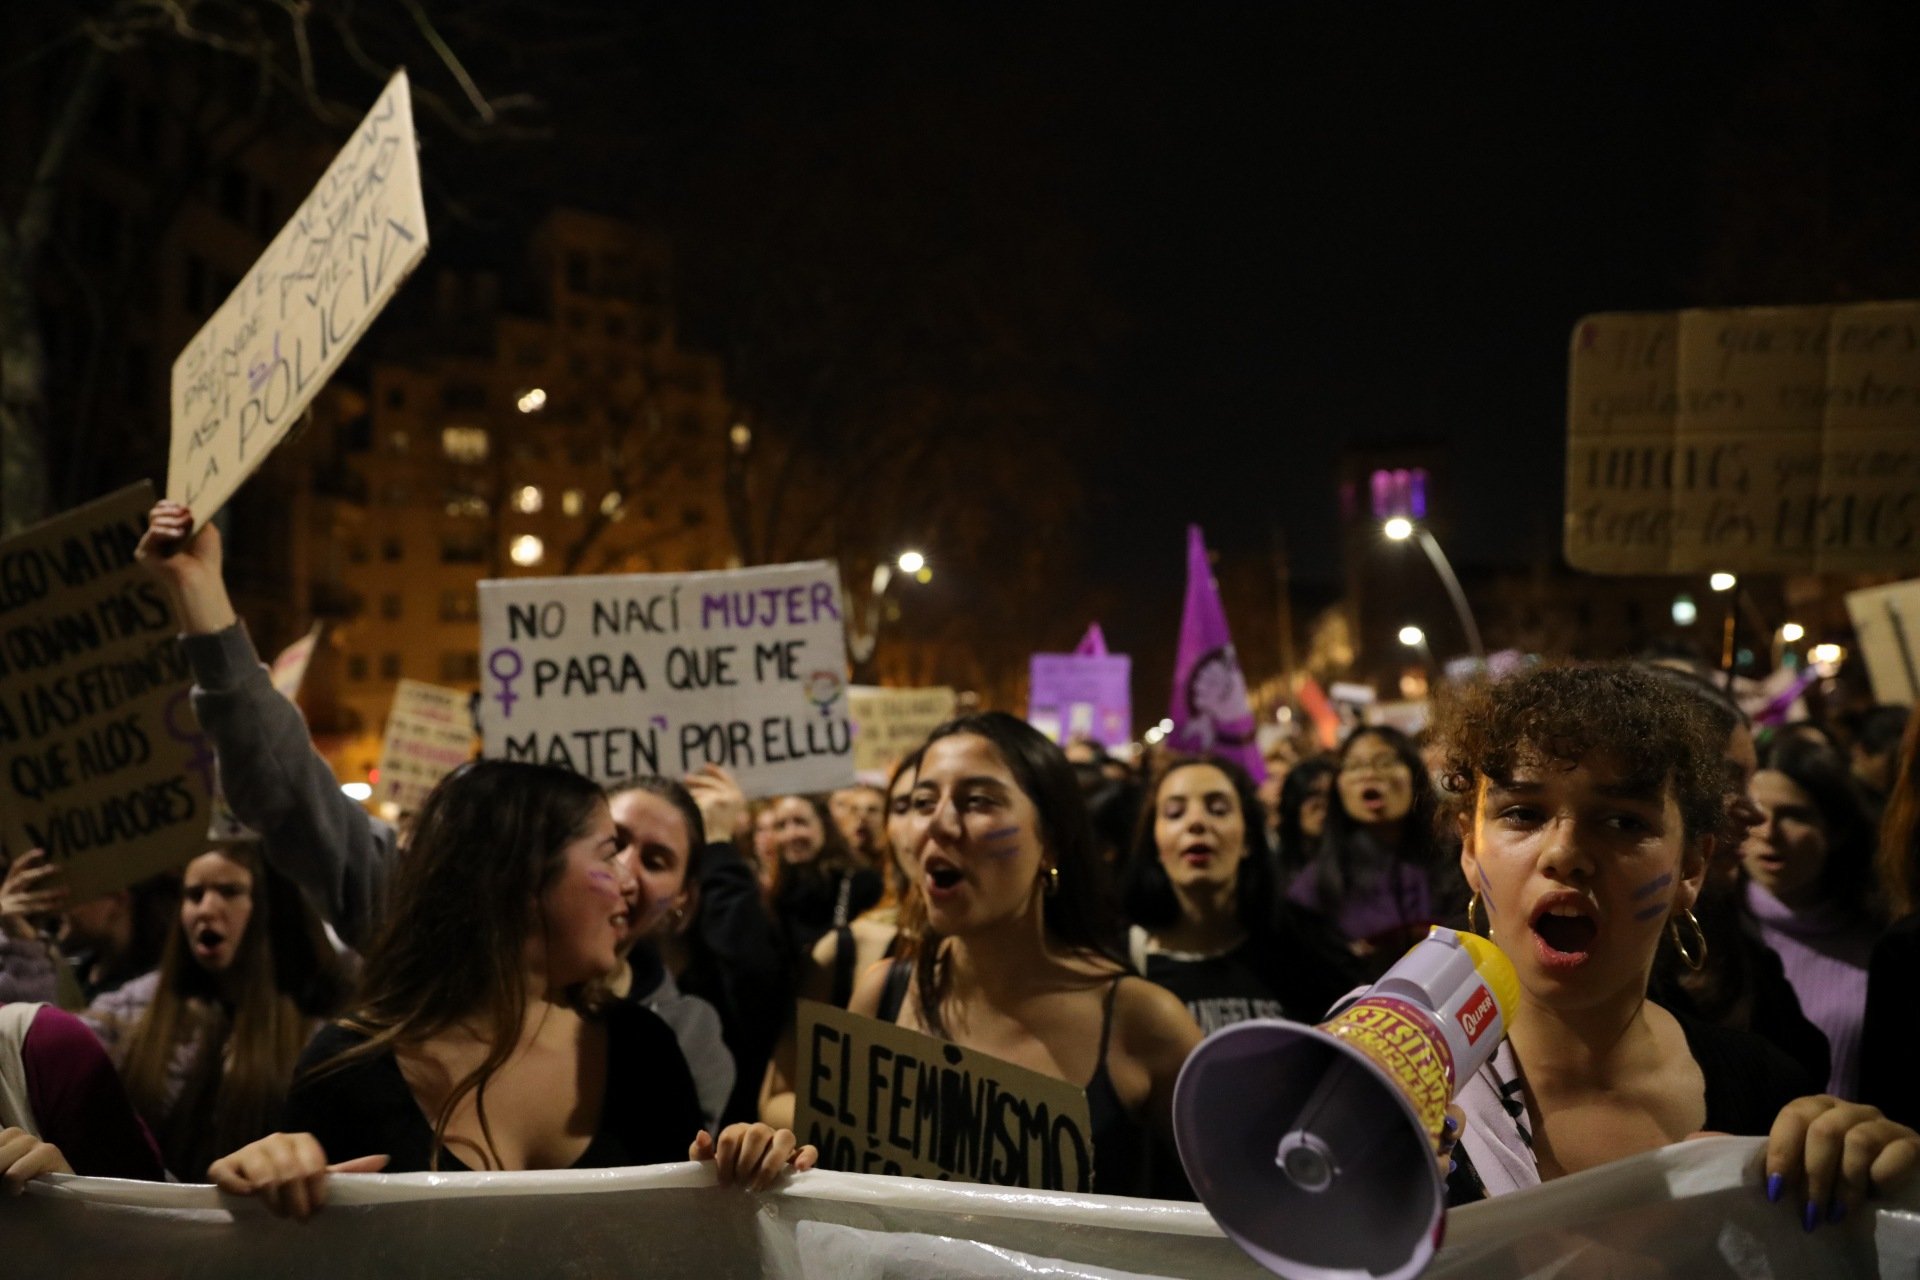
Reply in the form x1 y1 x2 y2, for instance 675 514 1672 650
477 562 854 798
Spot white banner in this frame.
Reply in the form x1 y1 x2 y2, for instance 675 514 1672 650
12 1139 1920 1278
477 561 855 798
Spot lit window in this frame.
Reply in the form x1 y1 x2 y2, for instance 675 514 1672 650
389 430 410 454
443 491 488 518
510 535 545 567
600 491 623 517
513 485 544 514
562 489 586 517
442 426 489 463
516 387 547 414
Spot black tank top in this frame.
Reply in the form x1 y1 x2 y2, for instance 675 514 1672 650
875 961 1144 1195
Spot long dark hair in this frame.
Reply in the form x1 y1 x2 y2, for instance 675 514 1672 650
1879 707 1920 919
1121 754 1276 936
1276 756 1337 879
307 760 609 1170
909 713 1127 1035
1304 726 1450 913
1760 737 1883 922
605 775 707 874
122 844 347 1180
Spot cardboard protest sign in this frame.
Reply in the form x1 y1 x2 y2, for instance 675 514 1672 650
477 562 854 798
268 623 324 701
1565 303 1920 576
1846 578 1920 705
848 685 956 775
796 1000 1096 1192
0 484 213 898
168 70 429 523
1028 624 1131 749
373 680 476 816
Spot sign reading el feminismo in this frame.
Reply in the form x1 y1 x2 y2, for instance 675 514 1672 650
0 484 211 897
797 1000 1095 1193
1565 302 1920 575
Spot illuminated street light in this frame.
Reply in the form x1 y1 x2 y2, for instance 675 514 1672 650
1709 572 1737 592
915 566 932 584
1780 621 1806 643
1379 519 1483 659
1398 625 1426 647
516 388 547 414
897 550 927 575
1810 643 1845 672
1671 594 1698 627
510 534 545 566
341 782 373 802
1383 517 1414 541
729 423 752 453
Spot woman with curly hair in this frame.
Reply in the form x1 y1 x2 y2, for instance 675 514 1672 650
1435 662 1918 1227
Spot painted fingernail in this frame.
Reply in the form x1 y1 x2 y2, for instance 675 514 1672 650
1804 1201 1820 1233
1447 1157 1458 1176
1829 1200 1846 1225
1443 1114 1459 1135
1766 1173 1783 1203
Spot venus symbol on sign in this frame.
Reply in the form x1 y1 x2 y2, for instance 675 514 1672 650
488 648 524 719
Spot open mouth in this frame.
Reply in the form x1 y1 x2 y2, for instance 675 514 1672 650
1528 895 1598 966
1360 785 1385 806
924 858 965 896
1181 844 1214 866
192 928 225 954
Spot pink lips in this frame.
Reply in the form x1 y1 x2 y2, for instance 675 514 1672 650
1528 891 1599 970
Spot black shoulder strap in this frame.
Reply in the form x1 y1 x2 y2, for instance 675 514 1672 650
830 924 857 1009
877 956 913 1023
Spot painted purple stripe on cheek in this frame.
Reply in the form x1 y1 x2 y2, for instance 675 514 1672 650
1631 873 1674 900
1476 864 1496 912
979 826 1024 857
1632 901 1668 922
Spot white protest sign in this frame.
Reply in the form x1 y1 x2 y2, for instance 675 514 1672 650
0 484 213 897
477 562 854 798
168 69 429 523
373 680 476 815
847 685 956 776
1845 578 1920 705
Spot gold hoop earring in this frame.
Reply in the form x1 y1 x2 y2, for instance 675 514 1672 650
1044 865 1061 898
1669 908 1708 971
1466 891 1484 936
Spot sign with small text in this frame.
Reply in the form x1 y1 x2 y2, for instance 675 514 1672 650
847 685 955 776
373 680 476 816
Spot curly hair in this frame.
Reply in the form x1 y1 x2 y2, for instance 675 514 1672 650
1433 662 1727 841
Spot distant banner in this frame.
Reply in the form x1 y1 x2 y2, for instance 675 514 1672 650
168 70 429 523
0 484 211 896
13 1140 1920 1278
1846 577 1920 705
797 1000 1095 1192
477 562 854 798
1565 303 1920 576
847 685 955 775
1167 527 1264 782
1029 624 1131 749
373 679 476 815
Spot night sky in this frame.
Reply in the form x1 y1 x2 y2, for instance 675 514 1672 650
415 4 1915 687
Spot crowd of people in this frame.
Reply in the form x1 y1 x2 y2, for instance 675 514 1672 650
3 499 1919 1236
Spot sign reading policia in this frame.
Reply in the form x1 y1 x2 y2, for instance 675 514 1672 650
1566 301 1920 576
796 1000 1096 1193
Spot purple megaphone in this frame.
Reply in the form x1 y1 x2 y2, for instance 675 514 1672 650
1173 927 1519 1280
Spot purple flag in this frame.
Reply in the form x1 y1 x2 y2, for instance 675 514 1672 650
1166 525 1266 782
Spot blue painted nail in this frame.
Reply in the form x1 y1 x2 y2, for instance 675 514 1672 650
1447 1157 1457 1176
1443 1114 1459 1135
1829 1200 1846 1225
1803 1201 1819 1233
1766 1173 1783 1203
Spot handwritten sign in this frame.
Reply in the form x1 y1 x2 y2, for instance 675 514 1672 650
1565 303 1920 575
797 1000 1095 1192
0 484 212 897
373 680 476 816
848 685 955 775
477 562 854 798
1846 579 1920 705
168 70 429 524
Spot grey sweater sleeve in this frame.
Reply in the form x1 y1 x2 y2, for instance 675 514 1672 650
182 624 396 952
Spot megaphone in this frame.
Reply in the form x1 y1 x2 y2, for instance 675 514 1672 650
1173 927 1518 1280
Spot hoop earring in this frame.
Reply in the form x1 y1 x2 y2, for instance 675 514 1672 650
1466 891 1484 936
1669 908 1708 971
1044 865 1061 898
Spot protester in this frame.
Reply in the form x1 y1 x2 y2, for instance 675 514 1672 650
1122 754 1354 1031
0 1001 166 1187
218 760 810 1216
1288 725 1463 975
848 713 1203 1196
1849 705 1911 819
1437 663 1919 1222
1861 703 1920 1124
766 795 882 960
1743 738 1887 1100
87 843 347 1181
1642 667 1832 1089
828 784 888 871
749 804 781 893
1272 755 1335 882
0 852 74 1007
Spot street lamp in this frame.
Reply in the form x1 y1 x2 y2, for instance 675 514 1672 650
848 550 932 667
1381 520 1484 660
1398 625 1425 647
1709 572 1737 593
897 550 926 575
1780 621 1805 644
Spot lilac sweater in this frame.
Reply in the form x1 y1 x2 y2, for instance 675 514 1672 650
1746 881 1876 1100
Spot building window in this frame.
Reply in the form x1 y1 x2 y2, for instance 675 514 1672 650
440 591 479 622
348 656 369 681
600 491 623 517
381 482 411 506
441 652 481 683
562 489 586 517
348 542 370 565
441 426 489 463
512 485 544 514
444 490 488 518
381 538 403 563
388 430 410 454
683 507 705 528
386 386 406 410
442 382 488 411
565 251 590 293
380 653 402 680
380 593 402 619
441 533 487 564
510 535 545 567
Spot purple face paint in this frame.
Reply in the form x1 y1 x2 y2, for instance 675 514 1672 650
1475 863 1497 913
979 825 1023 857
1632 901 1668 922
1631 873 1673 900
